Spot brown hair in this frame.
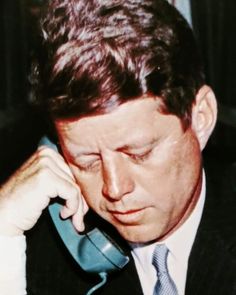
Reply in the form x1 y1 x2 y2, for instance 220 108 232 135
31 0 205 128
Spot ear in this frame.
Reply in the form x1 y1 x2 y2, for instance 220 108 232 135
191 85 217 151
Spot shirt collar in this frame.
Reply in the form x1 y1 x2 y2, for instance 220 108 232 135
164 170 206 267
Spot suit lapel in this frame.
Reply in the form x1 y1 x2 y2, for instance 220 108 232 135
185 163 236 295
101 256 143 295
26 209 144 295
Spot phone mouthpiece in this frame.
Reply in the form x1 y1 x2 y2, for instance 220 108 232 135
48 202 130 274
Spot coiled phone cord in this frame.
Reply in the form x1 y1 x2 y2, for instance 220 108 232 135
86 272 108 295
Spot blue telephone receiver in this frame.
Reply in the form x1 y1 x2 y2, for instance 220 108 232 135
40 137 130 294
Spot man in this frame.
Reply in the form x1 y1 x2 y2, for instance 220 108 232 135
0 0 236 294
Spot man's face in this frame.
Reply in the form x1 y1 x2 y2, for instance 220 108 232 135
55 97 202 243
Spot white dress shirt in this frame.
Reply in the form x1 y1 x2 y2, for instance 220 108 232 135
0 235 26 295
0 172 205 295
130 172 206 295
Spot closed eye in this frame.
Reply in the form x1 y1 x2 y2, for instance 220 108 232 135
126 149 152 162
77 159 101 172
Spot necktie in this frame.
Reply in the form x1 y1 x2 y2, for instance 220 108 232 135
152 244 178 295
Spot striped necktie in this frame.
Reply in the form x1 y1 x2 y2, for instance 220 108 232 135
152 244 178 295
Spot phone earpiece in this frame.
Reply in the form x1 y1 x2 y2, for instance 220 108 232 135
38 136 58 151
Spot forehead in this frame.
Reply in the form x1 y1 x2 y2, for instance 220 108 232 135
55 97 183 151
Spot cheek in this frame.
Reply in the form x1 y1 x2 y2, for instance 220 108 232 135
165 137 202 210
137 136 201 204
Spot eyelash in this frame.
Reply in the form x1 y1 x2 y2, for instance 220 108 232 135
127 150 152 162
76 150 152 172
78 160 101 172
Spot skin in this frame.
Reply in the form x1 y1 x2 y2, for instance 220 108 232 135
0 86 216 243
0 146 87 236
56 97 203 243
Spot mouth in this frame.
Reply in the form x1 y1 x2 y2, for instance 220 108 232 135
108 208 146 225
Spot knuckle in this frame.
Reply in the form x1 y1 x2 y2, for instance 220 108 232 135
37 145 50 154
37 166 53 182
68 183 78 196
35 149 54 168
37 146 55 159
38 155 50 167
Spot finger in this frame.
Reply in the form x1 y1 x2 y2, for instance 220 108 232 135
36 147 75 184
53 185 80 217
38 146 75 179
71 195 89 232
38 168 81 216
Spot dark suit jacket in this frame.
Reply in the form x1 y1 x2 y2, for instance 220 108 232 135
26 159 236 295
191 0 236 149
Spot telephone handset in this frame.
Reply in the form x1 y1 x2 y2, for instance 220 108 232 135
40 137 130 294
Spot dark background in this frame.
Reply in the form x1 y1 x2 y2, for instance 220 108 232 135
1 0 236 183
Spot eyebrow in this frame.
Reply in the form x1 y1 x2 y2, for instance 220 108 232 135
116 138 157 152
72 137 158 158
74 151 100 158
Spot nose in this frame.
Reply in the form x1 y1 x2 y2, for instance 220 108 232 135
102 154 135 201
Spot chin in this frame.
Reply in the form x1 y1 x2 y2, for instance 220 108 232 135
117 225 160 244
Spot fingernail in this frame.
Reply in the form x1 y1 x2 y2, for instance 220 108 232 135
78 222 85 232
60 208 71 219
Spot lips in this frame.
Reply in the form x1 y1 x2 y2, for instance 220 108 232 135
108 208 145 224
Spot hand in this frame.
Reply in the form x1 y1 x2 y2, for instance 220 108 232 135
0 146 88 236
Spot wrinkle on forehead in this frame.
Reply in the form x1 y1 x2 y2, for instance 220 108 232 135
55 97 184 155
55 96 163 127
